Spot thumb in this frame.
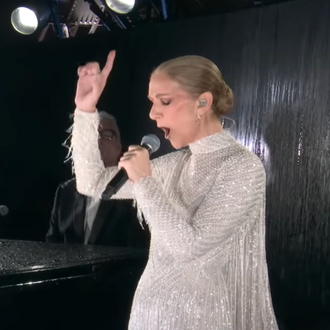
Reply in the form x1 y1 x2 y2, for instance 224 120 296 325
101 50 116 78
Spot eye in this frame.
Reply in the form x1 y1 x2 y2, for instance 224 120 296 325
99 129 116 140
161 99 171 106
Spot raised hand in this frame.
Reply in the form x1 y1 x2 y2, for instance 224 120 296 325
75 50 116 112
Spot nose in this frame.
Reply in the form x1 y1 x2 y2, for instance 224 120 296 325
149 104 160 121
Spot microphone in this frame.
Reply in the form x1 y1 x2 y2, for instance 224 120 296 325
101 134 160 200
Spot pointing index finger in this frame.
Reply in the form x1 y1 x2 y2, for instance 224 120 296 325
101 50 116 78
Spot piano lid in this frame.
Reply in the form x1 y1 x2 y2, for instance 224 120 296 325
0 239 146 276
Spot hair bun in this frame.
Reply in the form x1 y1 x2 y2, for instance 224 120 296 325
215 84 234 116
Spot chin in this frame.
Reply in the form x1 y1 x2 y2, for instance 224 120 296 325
169 139 187 150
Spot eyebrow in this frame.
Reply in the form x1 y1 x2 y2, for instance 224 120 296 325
148 93 171 99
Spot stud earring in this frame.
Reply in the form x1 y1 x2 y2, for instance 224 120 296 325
199 100 207 108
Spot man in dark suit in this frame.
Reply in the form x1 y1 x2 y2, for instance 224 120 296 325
46 112 149 248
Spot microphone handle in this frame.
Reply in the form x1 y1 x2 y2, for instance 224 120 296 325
101 168 128 200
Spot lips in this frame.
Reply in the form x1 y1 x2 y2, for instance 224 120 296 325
159 127 171 139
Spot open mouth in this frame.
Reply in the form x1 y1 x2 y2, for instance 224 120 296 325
160 127 171 139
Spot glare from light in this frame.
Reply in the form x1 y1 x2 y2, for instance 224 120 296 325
11 7 39 35
105 0 135 14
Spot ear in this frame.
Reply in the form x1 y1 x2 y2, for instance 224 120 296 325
196 92 213 115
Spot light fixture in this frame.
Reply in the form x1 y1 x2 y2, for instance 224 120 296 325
105 0 135 14
11 2 51 35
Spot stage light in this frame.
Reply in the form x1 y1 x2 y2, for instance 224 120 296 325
11 2 51 35
105 0 135 14
11 7 38 35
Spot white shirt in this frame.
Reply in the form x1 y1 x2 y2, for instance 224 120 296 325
84 197 101 244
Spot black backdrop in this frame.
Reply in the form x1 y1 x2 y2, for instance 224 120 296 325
0 0 330 328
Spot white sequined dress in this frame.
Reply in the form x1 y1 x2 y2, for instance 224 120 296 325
72 109 278 330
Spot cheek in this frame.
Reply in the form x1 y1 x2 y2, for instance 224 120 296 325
173 108 195 130
168 104 194 124
99 142 121 156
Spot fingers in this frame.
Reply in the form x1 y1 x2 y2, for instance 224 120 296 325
101 50 116 78
77 62 101 77
77 50 116 79
77 66 87 76
120 151 136 161
120 146 147 161
128 145 142 151
85 62 101 75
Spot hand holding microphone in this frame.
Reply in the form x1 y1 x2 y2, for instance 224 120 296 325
119 146 152 182
102 134 160 199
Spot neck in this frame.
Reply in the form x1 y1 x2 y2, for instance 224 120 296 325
192 117 223 143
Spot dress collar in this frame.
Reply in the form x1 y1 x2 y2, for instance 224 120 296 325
188 130 234 155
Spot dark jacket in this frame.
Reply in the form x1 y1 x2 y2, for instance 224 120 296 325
46 179 150 248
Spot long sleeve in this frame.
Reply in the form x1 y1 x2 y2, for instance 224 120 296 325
45 185 62 243
133 153 265 261
71 109 134 200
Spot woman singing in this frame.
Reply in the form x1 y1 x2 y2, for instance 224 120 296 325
71 51 278 329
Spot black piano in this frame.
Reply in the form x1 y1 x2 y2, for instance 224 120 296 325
0 240 148 330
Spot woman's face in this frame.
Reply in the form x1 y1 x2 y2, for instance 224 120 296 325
148 71 199 149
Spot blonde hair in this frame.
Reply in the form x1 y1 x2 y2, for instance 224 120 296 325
153 55 234 116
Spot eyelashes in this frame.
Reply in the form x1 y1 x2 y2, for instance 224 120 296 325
148 99 171 106
161 100 171 106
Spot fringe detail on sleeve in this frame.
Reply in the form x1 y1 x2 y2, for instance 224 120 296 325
62 112 101 175
133 199 147 230
62 118 74 173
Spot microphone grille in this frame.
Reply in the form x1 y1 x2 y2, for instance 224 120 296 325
141 134 161 153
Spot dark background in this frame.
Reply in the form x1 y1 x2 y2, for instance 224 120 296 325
0 0 329 328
